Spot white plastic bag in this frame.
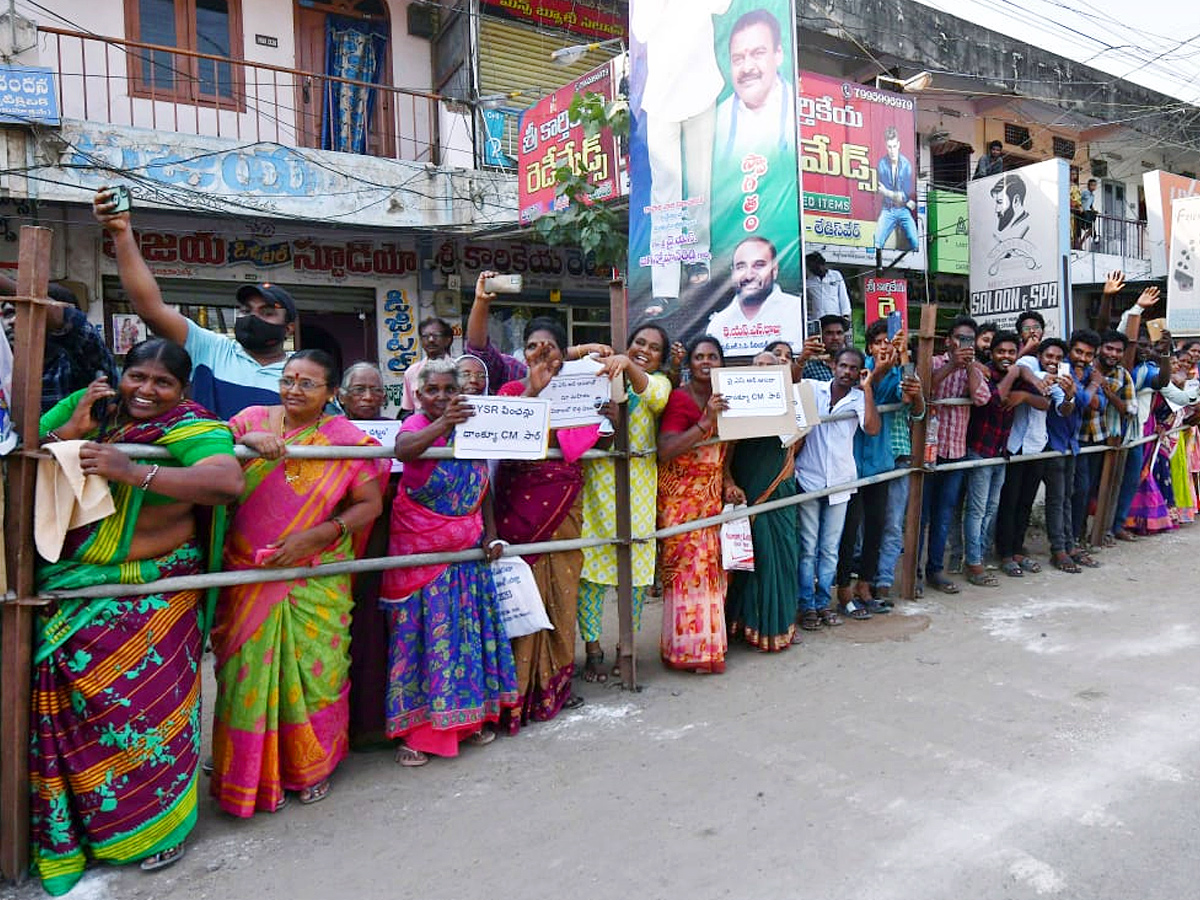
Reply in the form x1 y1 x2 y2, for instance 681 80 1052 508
491 556 554 638
719 504 755 572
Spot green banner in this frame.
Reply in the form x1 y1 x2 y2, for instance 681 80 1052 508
928 188 969 275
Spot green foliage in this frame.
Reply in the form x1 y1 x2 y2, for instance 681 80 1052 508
531 91 630 274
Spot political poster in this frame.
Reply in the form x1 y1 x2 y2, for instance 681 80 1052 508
797 73 925 270
627 0 804 356
1166 195 1200 334
454 396 551 460
968 158 1070 337
1144 170 1200 278
517 59 623 226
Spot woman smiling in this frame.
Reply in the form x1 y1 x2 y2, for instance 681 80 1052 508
210 350 387 816
32 339 243 893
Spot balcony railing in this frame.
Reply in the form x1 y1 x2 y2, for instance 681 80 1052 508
39 26 440 164
1078 213 1149 260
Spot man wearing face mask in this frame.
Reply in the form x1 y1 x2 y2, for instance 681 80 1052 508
94 189 296 419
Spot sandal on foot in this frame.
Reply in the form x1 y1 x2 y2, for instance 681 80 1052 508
819 607 843 627
1101 533 1116 549
1016 555 1042 573
1070 550 1101 569
966 569 999 587
140 843 185 872
1000 560 1024 578
582 650 608 683
799 610 822 631
1051 553 1081 574
466 728 496 747
298 779 330 805
396 745 429 767
838 600 872 620
861 598 890 615
1113 530 1138 542
564 695 586 710
928 574 960 594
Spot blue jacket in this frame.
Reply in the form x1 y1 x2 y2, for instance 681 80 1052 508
876 153 914 208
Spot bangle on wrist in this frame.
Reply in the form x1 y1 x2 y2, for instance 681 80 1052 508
331 515 348 540
139 464 160 491
45 429 64 442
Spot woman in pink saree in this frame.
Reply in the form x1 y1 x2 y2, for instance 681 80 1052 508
210 351 386 815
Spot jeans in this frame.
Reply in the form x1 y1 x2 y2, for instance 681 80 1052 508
797 496 850 611
875 206 920 250
1072 448 1105 543
1111 447 1143 534
921 459 966 577
876 475 910 588
1043 454 1076 553
995 456 1045 558
836 481 890 587
964 453 1007 567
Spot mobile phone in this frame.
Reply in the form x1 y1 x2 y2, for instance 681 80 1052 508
956 334 974 349
902 361 915 379
483 274 523 294
107 185 132 214
1146 318 1166 343
886 310 903 341
806 317 822 338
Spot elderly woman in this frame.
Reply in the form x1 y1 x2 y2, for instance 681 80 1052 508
210 350 387 815
335 362 396 748
32 339 243 892
382 359 518 765
494 317 597 724
656 336 745 674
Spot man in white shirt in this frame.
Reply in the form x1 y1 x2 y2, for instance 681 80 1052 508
714 9 794 160
707 236 802 356
804 251 851 320
795 347 881 630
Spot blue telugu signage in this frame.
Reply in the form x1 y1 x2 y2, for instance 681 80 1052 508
0 66 59 125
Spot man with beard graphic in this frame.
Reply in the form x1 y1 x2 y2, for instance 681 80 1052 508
707 236 802 357
94 189 296 419
714 9 794 160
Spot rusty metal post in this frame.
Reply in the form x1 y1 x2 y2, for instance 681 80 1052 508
609 279 637 690
899 303 938 601
2 226 54 883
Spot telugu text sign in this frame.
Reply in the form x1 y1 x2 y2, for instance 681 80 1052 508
351 420 403 473
541 358 615 428
454 396 551 460
713 364 797 441
518 59 623 226
798 72 922 265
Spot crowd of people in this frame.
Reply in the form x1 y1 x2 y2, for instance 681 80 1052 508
12 191 1199 895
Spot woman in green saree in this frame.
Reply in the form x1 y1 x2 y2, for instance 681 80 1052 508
32 339 244 894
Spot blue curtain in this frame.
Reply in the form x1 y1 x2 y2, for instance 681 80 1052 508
322 15 388 154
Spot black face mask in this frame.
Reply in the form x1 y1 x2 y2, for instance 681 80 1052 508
234 315 287 352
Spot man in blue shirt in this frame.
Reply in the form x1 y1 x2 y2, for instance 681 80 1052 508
94 190 295 419
874 125 919 251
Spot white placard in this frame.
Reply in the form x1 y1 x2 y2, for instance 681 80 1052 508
541 357 612 428
454 395 550 460
352 419 402 473
713 368 788 417
1167 195 1200 334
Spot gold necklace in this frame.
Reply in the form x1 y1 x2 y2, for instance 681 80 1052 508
280 412 321 486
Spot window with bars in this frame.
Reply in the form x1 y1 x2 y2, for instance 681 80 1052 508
125 0 243 107
1052 136 1076 160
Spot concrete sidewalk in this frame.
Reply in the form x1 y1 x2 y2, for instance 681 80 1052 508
5 523 1199 900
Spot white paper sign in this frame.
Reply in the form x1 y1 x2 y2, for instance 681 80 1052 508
541 357 611 428
351 419 402 473
714 368 788 417
454 395 550 460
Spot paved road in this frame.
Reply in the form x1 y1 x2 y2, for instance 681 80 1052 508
5 522 1200 900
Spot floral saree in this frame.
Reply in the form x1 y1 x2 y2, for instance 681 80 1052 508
657 389 727 674
31 396 232 895
381 418 517 756
209 408 387 817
